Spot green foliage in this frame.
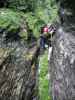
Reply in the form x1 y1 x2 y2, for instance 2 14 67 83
24 0 58 38
39 51 52 100
25 12 45 38
0 9 28 40
35 0 58 23
0 0 58 39
0 9 21 28
7 0 36 12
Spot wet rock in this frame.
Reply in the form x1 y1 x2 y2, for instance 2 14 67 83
0 45 28 99
0 31 40 100
49 26 75 100
0 44 39 100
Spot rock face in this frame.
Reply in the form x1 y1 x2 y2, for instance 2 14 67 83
50 26 75 100
0 41 39 100
49 0 75 99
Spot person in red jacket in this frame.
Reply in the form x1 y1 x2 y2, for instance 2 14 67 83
40 25 48 50
40 23 56 51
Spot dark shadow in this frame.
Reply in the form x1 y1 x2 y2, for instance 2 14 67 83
27 29 37 44
4 28 21 43
0 0 8 8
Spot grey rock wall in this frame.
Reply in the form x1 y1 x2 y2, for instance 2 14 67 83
49 26 75 100
0 26 39 100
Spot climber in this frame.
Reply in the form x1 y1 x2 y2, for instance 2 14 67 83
40 25 48 50
40 23 56 56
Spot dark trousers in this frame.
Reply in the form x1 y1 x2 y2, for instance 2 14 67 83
40 36 46 49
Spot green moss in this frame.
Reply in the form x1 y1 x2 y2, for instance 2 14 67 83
39 51 52 100
19 32 28 40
